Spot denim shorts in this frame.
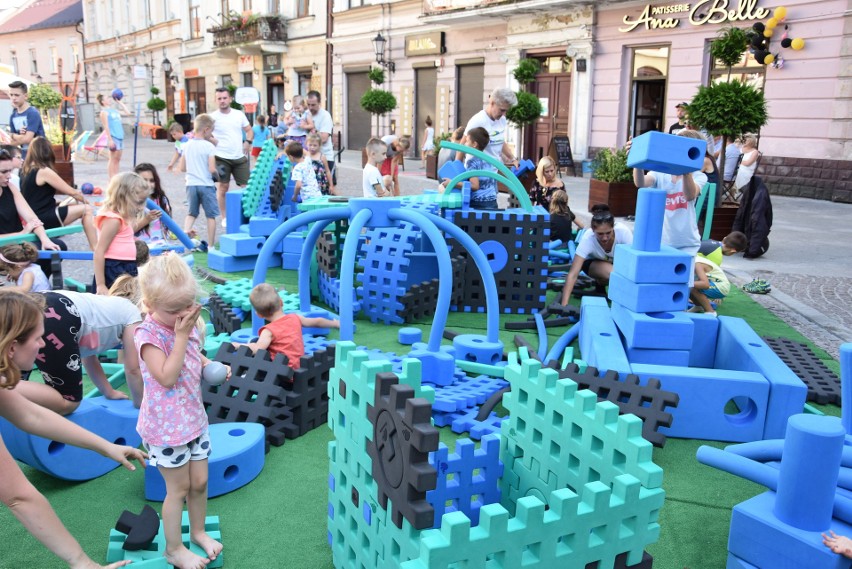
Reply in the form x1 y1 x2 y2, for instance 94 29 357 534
186 185 220 218
471 198 499 210
111 138 124 151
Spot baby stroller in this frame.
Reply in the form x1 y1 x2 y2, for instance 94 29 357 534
732 175 772 258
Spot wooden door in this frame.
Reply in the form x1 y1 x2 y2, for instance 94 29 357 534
346 72 372 150
525 73 571 162
415 68 437 158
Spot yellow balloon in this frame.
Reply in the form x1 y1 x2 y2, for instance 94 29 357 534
764 53 775 65
764 28 773 37
766 17 778 28
791 37 805 50
775 6 787 20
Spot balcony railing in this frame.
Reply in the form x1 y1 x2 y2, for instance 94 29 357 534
209 15 286 48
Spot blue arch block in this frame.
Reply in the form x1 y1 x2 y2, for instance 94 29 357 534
0 397 141 481
627 131 704 175
144 422 266 501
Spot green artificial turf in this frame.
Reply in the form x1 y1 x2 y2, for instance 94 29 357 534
0 263 843 569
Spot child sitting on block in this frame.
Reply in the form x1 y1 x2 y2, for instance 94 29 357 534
233 283 340 366
689 255 731 316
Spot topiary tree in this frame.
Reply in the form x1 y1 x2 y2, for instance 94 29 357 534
147 86 167 125
226 83 243 111
361 67 396 135
687 26 768 174
28 82 63 113
510 58 544 155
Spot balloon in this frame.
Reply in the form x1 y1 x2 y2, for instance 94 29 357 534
781 38 793 48
767 17 778 28
81 182 94 195
755 50 771 64
203 362 228 386
764 53 775 65
791 37 805 50
775 6 787 20
764 28 773 37
753 22 766 32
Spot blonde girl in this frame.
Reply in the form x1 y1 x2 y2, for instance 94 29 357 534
0 242 50 292
306 132 336 195
0 289 146 569
93 172 151 295
135 253 227 569
530 155 566 210
285 95 313 146
548 189 583 244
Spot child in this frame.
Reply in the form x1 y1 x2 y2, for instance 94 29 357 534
135 253 227 569
234 283 339 365
0 242 50 292
134 162 172 243
165 122 191 173
362 138 391 197
380 135 411 197
439 127 498 210
306 132 336 196
94 171 151 295
0 290 147 569
421 115 435 167
0 144 22 188
250 114 270 165
135 239 151 267
179 114 219 245
698 231 747 267
285 95 313 146
548 189 584 244
689 255 731 316
286 142 322 202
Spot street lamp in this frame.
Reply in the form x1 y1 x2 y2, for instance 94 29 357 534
161 57 172 75
372 32 395 73
161 56 173 122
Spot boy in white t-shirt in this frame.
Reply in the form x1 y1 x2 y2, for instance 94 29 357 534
179 114 219 246
362 137 392 197
286 142 321 202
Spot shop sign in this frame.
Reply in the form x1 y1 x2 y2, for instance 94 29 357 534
619 0 769 33
237 55 254 72
185 68 200 78
263 53 283 73
404 32 445 57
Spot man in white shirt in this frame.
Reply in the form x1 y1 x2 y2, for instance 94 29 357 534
306 90 336 183
464 87 518 167
210 87 253 220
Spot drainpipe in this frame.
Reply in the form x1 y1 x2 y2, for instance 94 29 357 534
75 20 90 102
326 0 333 111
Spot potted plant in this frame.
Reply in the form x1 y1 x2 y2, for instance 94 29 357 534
507 59 544 158
426 131 453 179
147 86 167 128
587 147 637 217
360 66 397 136
28 83 65 157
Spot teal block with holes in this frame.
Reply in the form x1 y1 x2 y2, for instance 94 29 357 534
612 243 692 284
610 300 694 350
106 512 222 567
607 271 689 313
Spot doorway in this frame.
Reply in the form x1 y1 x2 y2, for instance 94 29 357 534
185 77 206 118
415 67 437 158
524 56 572 163
630 79 666 137
456 62 484 129
346 71 371 150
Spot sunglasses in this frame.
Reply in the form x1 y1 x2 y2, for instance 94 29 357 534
591 212 615 224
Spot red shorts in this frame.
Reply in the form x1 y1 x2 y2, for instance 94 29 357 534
251 146 262 157
379 158 398 177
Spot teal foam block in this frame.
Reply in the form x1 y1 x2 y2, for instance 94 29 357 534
610 301 694 350
612 243 692 284
729 491 852 569
0 397 141 481
627 131 704 175
631 364 769 442
107 512 223 568
625 347 690 367
714 316 807 439
144 422 266 501
608 272 689 313
207 249 282 273
219 233 265 257
687 313 719 368
579 297 632 375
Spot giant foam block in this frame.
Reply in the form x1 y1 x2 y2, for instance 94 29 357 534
0 397 141 481
627 131 705 175
219 233 265 257
728 491 852 569
687 313 719 369
610 300 694 350
714 316 807 439
144 422 266 501
579 296 632 375
608 272 689 313
631 364 769 442
224 189 245 235
207 248 282 273
625 347 690 367
612 243 692 284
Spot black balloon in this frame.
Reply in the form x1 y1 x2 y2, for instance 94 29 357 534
753 22 766 32
781 38 792 48
755 50 770 64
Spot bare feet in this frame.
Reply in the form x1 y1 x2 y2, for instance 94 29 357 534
165 545 210 569
192 531 223 561
823 531 852 558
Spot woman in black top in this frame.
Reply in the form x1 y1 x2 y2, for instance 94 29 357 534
529 156 565 210
0 148 61 252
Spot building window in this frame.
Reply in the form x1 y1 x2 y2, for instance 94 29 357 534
268 0 279 12
242 71 253 88
71 45 80 68
628 45 669 138
709 47 765 90
220 0 229 19
297 70 311 96
29 48 38 74
189 0 202 38
11 54 18 74
219 74 233 88
297 0 309 17
243 0 251 11
50 47 58 73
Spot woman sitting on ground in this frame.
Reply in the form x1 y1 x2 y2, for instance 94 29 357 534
548 189 584 244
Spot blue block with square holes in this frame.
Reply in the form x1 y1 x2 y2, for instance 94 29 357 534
219 233 266 257
627 130 705 175
612 243 692 284
631 363 769 442
610 300 694 350
608 271 689 313
144 422 266 501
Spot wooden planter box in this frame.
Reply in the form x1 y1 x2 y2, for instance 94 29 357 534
700 202 740 241
54 161 74 188
588 179 637 217
425 154 438 180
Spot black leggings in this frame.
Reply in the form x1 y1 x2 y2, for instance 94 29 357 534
25 292 85 402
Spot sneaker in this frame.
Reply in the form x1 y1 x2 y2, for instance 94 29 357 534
221 219 227 228
742 278 771 294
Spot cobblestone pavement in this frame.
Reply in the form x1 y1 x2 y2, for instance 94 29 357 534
57 137 852 360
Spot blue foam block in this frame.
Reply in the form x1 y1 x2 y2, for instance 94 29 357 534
579 296 632 375
438 160 465 181
398 327 422 345
282 232 306 254
726 553 760 569
144 422 266 501
625 347 690 367
207 249 282 273
687 313 719 369
612 243 692 284
224 190 244 235
715 316 807 439
0 397 141 481
631 363 769 442
248 215 280 237
610 300 694 350
608 271 689 313
282 252 300 270
627 130 705 175
729 491 852 569
219 233 265 257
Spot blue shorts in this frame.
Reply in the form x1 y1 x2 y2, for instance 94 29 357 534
702 281 726 299
111 138 124 151
145 429 212 469
93 259 138 291
186 185 220 218
471 198 499 210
